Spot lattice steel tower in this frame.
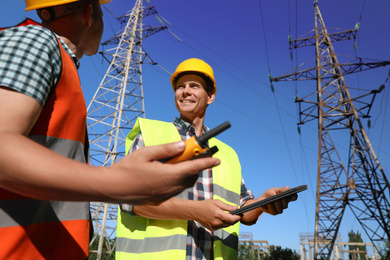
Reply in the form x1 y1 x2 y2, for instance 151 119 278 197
271 1 390 259
86 0 167 258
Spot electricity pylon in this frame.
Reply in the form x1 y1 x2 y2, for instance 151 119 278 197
86 0 167 258
271 1 390 259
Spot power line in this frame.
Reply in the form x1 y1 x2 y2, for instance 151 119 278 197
258 0 301 185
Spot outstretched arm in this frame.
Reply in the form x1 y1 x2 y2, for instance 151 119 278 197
0 87 220 205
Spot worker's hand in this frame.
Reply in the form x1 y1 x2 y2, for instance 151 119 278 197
260 186 297 215
192 199 241 231
105 141 220 205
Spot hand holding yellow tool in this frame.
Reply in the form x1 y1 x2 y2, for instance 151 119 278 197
167 121 231 164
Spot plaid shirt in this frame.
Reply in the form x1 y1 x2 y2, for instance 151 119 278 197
0 21 78 106
124 117 254 259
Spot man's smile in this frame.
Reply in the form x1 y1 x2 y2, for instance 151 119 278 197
180 99 195 103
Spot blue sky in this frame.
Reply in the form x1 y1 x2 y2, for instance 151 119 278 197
1 0 390 256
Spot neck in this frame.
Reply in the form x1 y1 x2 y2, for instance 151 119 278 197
59 36 82 59
180 116 205 137
43 18 85 59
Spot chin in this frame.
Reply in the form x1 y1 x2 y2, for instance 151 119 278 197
178 107 195 114
85 49 99 56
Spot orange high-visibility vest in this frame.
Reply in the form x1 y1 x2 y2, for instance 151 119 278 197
0 19 90 260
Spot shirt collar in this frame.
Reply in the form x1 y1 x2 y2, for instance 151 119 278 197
173 117 210 136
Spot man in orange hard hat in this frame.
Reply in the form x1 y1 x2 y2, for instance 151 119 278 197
116 58 297 259
0 2 220 259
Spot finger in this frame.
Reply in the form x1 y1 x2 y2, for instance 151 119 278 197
272 200 283 214
264 203 275 214
281 198 288 209
290 193 298 201
138 141 187 161
228 215 242 225
221 212 241 225
214 200 239 212
158 158 220 194
280 186 290 193
171 157 220 178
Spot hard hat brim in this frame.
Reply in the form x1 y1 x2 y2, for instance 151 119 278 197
171 70 217 94
170 58 217 94
25 0 111 11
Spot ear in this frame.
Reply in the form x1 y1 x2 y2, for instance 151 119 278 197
207 92 215 105
84 3 94 26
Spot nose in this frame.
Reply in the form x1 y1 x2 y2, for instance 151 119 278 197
182 84 192 95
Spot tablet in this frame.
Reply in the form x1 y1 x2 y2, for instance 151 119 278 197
230 185 307 215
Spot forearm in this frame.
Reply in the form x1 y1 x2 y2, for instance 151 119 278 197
0 132 107 201
134 198 243 231
0 132 219 205
133 198 198 220
240 199 263 225
0 132 163 203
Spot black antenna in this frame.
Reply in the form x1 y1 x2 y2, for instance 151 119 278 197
197 121 231 146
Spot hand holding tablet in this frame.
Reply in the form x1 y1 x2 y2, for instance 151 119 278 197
230 185 307 215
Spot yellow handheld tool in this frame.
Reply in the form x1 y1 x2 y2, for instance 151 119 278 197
167 121 231 164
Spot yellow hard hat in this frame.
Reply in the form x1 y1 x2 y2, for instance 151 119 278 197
171 58 217 94
25 0 112 11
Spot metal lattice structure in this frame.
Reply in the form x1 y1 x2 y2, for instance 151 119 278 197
299 233 380 260
271 1 390 259
86 1 167 258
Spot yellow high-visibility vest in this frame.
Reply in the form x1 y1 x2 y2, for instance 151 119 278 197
116 118 242 260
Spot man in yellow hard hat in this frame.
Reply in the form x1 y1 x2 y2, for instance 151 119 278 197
0 3 220 259
116 58 297 259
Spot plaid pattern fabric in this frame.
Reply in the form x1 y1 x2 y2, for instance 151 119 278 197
0 23 77 106
127 117 254 260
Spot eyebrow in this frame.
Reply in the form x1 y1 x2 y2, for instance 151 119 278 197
176 81 203 86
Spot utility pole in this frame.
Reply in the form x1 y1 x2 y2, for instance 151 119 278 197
271 1 390 259
86 1 167 258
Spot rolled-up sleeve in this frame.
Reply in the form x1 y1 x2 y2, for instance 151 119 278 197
240 178 254 206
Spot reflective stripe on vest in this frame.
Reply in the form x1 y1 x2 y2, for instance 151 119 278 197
210 138 241 260
116 118 241 260
0 19 90 260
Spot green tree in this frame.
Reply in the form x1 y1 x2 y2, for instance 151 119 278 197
238 241 263 260
88 237 115 260
379 240 390 260
348 230 366 260
264 245 300 260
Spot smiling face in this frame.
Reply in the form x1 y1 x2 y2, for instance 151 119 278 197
174 74 215 122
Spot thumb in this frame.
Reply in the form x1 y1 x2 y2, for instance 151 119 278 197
281 186 290 193
139 141 186 161
216 201 239 212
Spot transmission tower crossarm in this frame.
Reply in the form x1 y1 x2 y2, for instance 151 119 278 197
141 25 168 39
116 5 161 25
289 29 358 49
270 59 390 82
102 25 167 45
